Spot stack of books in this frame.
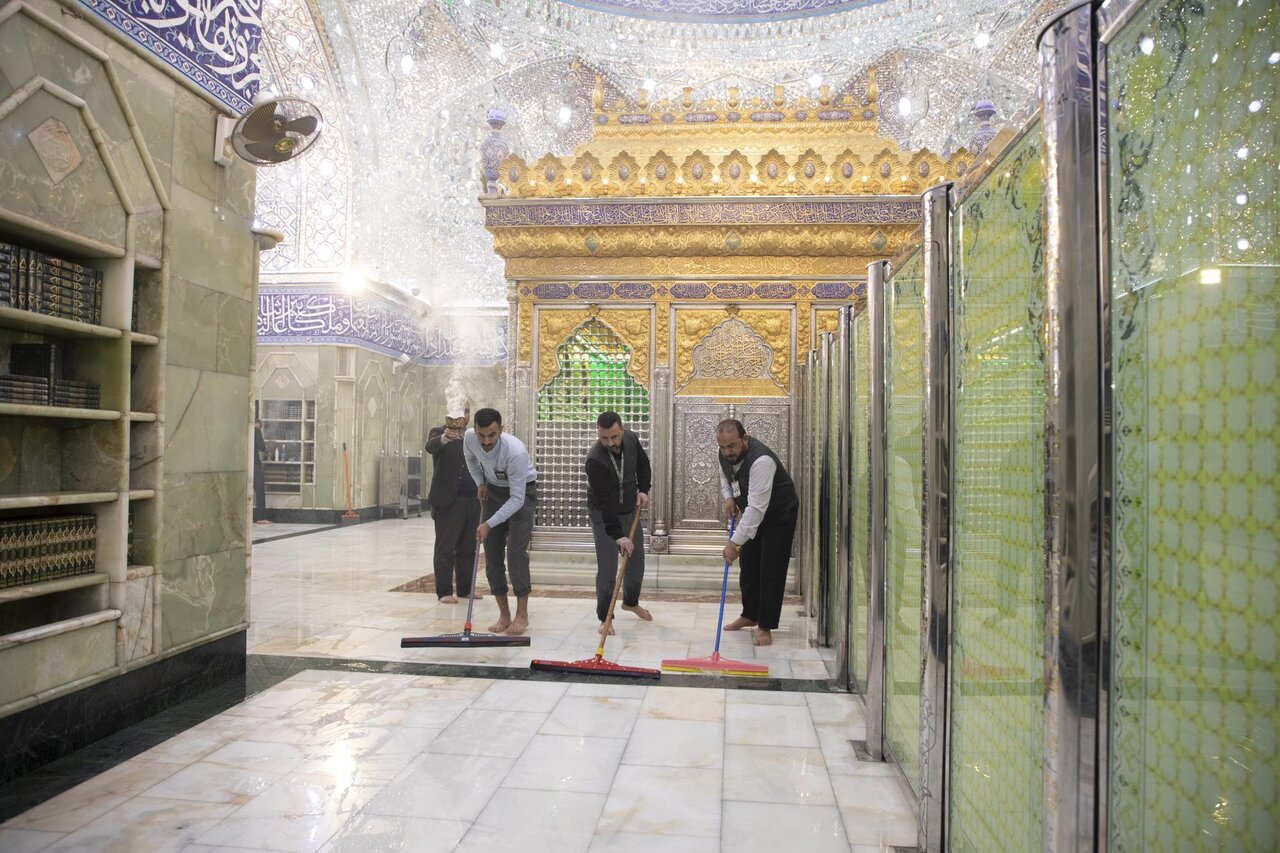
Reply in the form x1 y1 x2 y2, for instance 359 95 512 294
0 514 98 589
0 241 104 325
0 374 50 405
3 342 100 409
54 379 100 409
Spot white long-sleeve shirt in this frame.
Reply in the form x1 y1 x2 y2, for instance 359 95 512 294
719 455 776 547
463 430 537 528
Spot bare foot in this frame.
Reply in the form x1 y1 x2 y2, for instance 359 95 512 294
753 628 773 646
506 615 529 636
439 595 459 604
255 519 273 525
488 616 512 633
471 592 484 600
724 616 758 631
622 604 653 621
599 622 616 636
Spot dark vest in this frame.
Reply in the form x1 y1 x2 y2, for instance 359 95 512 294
718 436 798 525
586 430 641 514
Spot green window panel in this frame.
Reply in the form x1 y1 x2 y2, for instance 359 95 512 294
885 247 925 787
1106 2 1278 851
535 318 650 528
826 338 842 647
948 123 1046 853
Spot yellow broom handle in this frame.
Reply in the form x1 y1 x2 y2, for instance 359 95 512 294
596 511 642 655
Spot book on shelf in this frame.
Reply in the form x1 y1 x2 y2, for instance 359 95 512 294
0 241 104 325
0 514 96 589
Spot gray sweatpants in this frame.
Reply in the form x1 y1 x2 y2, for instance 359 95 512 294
590 508 645 622
483 485 535 597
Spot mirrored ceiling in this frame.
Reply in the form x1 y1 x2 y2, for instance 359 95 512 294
256 0 1068 307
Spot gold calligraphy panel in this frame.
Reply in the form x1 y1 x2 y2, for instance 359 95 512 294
518 301 534 364
674 308 791 396
505 256 875 279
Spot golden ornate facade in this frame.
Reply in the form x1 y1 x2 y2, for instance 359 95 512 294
483 70 939 402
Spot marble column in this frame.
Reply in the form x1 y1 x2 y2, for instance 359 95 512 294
649 366 671 553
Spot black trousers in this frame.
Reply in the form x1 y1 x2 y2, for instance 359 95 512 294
590 508 644 622
738 510 798 630
432 497 480 597
253 462 267 521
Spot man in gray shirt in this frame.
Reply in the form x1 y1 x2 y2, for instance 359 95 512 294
463 407 538 635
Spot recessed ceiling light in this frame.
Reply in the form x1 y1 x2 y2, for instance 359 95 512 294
558 106 572 124
974 32 990 49
898 96 912 116
400 54 413 73
809 73 823 88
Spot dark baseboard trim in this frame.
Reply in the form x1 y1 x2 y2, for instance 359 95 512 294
0 629 247 786
262 506 381 524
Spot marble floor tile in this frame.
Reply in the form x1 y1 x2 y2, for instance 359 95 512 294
723 744 836 805
470 680 567 713
638 686 725 722
0 827 62 853
426 708 547 758
829 775 920 847
806 692 866 726
721 800 849 852
539 695 642 739
724 702 822 748
3 759 188 833
587 832 719 852
195 809 352 852
319 815 469 853
621 719 724 769
359 753 514 822
41 796 239 852
503 733 626 794
457 788 606 853
141 760 282 805
596 765 721 837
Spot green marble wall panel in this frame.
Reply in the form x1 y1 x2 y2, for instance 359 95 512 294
851 307 871 690
161 471 247 564
164 367 250 475
885 247 925 787
168 184 255 301
1106 2 1279 850
166 278 222 372
0 619 116 707
160 547 246 648
947 124 1046 853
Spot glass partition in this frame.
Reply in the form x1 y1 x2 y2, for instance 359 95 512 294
947 124 1046 852
1104 1 1279 850
851 307 871 691
885 247 925 787
825 334 842 647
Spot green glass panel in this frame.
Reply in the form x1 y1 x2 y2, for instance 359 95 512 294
851 307 871 691
826 339 841 647
948 124 1046 853
885 247 925 786
1107 3 1279 851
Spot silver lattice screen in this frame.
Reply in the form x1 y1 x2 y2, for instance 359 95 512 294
534 318 650 528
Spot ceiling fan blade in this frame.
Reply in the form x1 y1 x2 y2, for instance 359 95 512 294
240 104 281 143
281 115 318 136
244 138 288 162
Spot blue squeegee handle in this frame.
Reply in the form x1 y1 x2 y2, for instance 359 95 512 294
713 516 736 655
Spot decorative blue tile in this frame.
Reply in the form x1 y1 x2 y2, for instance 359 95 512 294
670 283 711 299
616 282 656 299
257 289 506 365
712 282 754 299
78 0 261 112
812 282 855 299
574 282 614 300
532 283 574 300
754 282 797 299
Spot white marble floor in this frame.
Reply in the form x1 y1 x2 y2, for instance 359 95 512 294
248 517 828 680
0 518 919 852
0 671 916 852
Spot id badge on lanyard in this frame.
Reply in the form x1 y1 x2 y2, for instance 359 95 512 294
731 481 742 498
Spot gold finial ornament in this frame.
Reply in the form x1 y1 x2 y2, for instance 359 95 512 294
866 68 879 106
638 87 649 110
682 87 694 109
593 75 604 111
819 84 831 106
725 304 740 316
728 86 739 108
773 85 784 108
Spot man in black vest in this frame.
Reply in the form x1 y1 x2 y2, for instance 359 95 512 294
716 418 799 646
585 411 653 632
425 404 481 603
